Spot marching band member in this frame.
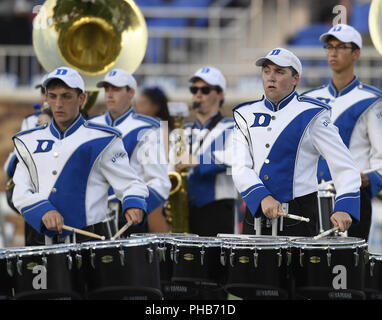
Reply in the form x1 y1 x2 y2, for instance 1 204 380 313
91 69 171 233
302 24 382 240
232 48 361 237
173 66 238 237
12 67 148 243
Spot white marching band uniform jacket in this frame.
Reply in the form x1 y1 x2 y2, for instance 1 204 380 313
12 114 149 237
303 77 382 199
91 107 171 213
232 90 361 222
169 113 238 208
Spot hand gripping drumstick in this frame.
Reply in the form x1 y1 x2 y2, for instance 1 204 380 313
62 225 105 240
313 226 339 240
279 212 310 223
111 221 133 240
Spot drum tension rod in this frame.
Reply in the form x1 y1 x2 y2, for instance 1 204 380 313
354 248 359 267
200 246 205 266
253 249 259 268
370 259 375 277
327 249 332 267
229 248 235 268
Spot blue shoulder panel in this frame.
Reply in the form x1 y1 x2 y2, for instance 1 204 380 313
233 97 264 112
221 118 234 123
297 96 331 110
84 121 122 137
359 83 382 97
300 84 327 96
13 123 48 138
133 114 160 128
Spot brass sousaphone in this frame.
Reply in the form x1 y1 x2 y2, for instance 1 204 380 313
32 0 148 113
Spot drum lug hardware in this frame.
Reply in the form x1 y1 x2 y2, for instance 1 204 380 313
42 256 48 270
161 246 167 262
200 246 205 266
370 259 375 277
230 251 235 267
170 246 175 262
253 251 259 268
174 248 179 264
364 251 370 265
17 257 23 276
299 249 304 267
6 259 13 277
287 251 292 266
119 249 125 266
66 254 73 270
147 248 154 264
90 251 96 269
354 249 359 267
76 254 82 270
220 251 226 266
277 249 282 267
327 250 332 267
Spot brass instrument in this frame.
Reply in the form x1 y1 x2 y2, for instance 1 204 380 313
369 0 382 200
165 116 190 233
32 0 148 113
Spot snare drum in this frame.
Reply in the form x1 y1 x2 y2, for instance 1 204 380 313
365 253 382 300
290 237 367 300
0 249 12 300
6 244 82 300
171 237 224 288
221 237 291 300
80 237 162 300
130 233 200 299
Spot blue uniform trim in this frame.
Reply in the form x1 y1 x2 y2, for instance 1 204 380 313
105 108 135 127
232 97 264 112
49 115 86 139
260 107 325 203
333 191 360 223
328 77 360 98
264 91 298 111
85 121 122 137
365 171 382 199
122 126 153 158
359 83 382 97
13 123 48 138
21 200 57 234
240 184 272 217
133 113 160 128
146 186 166 214
297 95 331 110
317 97 379 183
122 195 148 226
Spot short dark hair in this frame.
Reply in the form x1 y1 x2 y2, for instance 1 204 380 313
46 78 83 96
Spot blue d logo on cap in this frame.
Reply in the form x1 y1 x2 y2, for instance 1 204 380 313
200 67 211 73
109 71 117 76
55 69 68 75
332 25 342 32
270 49 281 56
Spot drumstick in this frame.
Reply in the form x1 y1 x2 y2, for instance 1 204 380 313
313 226 339 240
62 225 105 240
111 221 133 240
279 212 310 223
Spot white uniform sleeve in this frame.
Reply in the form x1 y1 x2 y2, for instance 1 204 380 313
231 115 271 217
310 110 361 220
99 136 149 213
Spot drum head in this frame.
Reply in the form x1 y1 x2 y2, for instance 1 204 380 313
291 236 366 249
173 237 222 247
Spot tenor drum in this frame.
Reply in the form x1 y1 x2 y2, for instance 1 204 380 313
0 249 12 300
130 233 199 299
365 253 382 300
6 244 82 300
221 237 291 300
80 237 162 300
290 237 367 300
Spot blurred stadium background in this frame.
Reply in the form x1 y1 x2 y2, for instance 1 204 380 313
0 0 381 250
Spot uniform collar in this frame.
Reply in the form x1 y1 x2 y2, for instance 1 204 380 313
328 76 360 98
264 90 298 112
50 114 85 140
194 112 220 129
105 106 135 127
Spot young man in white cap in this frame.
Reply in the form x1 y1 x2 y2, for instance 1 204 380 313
302 24 382 240
173 66 238 237
11 66 148 243
91 68 171 234
232 48 361 237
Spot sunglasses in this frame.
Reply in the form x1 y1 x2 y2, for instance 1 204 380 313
189 86 219 95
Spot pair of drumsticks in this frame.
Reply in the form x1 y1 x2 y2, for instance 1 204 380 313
62 221 133 241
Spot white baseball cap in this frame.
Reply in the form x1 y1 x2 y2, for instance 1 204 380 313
189 66 226 91
319 24 362 49
255 48 302 76
96 69 137 91
43 67 85 92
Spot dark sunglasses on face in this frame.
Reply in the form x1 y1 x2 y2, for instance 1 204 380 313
189 86 219 95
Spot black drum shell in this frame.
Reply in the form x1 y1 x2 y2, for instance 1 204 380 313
0 251 12 300
80 239 162 300
365 254 382 300
290 238 367 300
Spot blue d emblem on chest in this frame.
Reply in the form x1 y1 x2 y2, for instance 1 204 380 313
251 113 271 127
34 140 55 153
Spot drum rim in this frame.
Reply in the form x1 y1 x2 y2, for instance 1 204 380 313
79 236 157 249
290 236 367 249
5 245 77 257
130 233 199 240
171 236 222 247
